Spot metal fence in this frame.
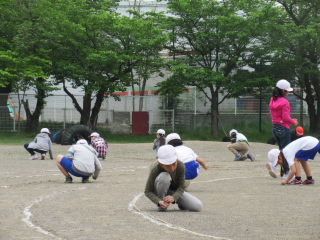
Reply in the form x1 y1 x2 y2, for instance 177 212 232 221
1 90 308 133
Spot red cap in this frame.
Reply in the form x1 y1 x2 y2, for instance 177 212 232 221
296 126 304 136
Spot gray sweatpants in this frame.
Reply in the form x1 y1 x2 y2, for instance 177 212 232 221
155 172 203 212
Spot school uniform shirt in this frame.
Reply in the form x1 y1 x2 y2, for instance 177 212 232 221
144 161 186 205
270 97 296 129
230 130 248 143
175 145 200 180
283 136 320 167
235 133 248 143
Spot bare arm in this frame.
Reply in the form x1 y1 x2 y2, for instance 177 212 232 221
196 157 209 170
281 163 297 185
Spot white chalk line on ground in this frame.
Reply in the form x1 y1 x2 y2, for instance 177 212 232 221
22 187 87 240
128 177 253 240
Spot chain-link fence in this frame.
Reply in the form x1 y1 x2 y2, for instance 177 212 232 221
1 90 308 133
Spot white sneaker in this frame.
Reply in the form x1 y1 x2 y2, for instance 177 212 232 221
266 163 277 178
30 154 38 160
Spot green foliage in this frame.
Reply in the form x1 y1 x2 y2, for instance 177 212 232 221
157 0 277 136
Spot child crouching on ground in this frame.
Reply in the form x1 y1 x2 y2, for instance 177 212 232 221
166 133 209 180
268 136 320 185
144 145 203 212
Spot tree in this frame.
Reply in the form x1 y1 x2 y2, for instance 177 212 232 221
266 1 320 133
42 0 127 128
157 0 274 137
0 0 54 131
107 10 168 111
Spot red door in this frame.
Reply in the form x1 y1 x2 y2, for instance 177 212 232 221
132 111 149 135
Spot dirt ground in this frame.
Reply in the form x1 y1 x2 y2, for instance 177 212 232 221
1 141 320 240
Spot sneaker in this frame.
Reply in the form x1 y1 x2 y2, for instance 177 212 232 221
288 179 302 185
235 154 242 161
64 176 73 183
41 154 45 160
82 177 93 183
266 163 277 178
302 179 315 185
247 153 255 161
29 154 38 160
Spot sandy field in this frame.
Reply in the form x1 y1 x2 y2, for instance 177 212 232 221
1 141 320 240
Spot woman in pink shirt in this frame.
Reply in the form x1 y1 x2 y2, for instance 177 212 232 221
266 79 299 178
269 79 298 150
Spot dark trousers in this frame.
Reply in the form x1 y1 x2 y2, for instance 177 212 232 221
272 124 291 150
24 143 47 156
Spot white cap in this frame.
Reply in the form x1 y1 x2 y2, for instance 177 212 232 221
268 149 280 167
229 129 238 136
276 79 293 92
90 132 100 137
40 128 51 134
157 129 165 135
165 133 181 144
157 145 177 165
77 139 88 145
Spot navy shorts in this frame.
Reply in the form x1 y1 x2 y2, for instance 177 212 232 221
295 142 320 161
60 157 89 178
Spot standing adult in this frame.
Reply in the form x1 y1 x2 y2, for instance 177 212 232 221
270 79 298 150
268 79 298 177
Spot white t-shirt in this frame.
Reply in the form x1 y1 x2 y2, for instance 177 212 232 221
283 136 319 167
236 133 248 142
175 145 198 163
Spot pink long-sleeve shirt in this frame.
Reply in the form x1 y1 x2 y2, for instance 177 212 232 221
269 97 296 129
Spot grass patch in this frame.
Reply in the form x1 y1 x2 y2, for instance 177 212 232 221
0 119 311 145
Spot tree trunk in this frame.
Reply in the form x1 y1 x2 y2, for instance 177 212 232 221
80 93 92 126
210 87 219 137
21 78 46 131
303 70 320 134
90 90 105 129
139 77 147 111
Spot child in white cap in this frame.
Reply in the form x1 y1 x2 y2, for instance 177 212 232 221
266 126 305 178
89 132 108 160
56 139 102 183
166 133 209 180
152 129 166 152
24 128 53 160
144 145 203 212
227 129 255 161
267 136 320 185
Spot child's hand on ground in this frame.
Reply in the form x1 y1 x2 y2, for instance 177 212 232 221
281 179 287 185
163 195 175 203
159 200 169 209
203 163 209 170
